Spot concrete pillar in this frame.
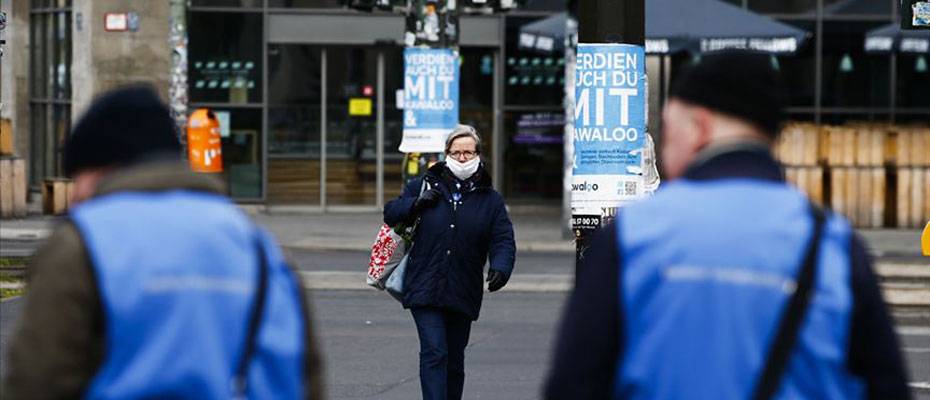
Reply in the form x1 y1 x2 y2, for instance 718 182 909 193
2 0 32 161
72 0 171 118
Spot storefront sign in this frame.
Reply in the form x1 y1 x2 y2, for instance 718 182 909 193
349 98 373 117
572 43 647 214
399 47 459 153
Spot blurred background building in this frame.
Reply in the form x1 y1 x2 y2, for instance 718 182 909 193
1 0 927 226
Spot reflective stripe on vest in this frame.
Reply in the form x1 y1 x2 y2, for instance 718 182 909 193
71 191 305 399
615 179 864 400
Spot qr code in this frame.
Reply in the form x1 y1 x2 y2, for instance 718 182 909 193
621 181 638 196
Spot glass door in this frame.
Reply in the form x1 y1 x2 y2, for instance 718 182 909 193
325 47 380 206
267 44 323 205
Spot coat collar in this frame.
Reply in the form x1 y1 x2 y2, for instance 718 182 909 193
683 141 784 182
93 161 226 198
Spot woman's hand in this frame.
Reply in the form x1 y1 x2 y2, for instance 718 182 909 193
412 188 442 214
487 270 509 292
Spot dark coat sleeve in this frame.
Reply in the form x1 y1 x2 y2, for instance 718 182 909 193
845 234 911 400
384 178 422 227
487 195 516 277
544 224 621 400
2 222 105 399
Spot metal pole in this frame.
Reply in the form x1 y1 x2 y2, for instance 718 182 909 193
320 49 328 209
578 0 645 45
377 51 385 208
493 45 504 192
814 0 823 125
573 0 645 267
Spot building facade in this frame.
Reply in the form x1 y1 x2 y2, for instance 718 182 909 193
2 0 927 209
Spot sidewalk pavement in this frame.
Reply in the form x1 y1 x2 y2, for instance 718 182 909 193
0 208 926 258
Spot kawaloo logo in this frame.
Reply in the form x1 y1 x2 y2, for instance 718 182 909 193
572 181 600 191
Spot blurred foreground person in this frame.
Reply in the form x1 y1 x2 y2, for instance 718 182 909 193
545 51 909 400
3 86 321 399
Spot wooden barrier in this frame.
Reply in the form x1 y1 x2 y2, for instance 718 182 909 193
785 166 824 206
0 157 28 218
829 167 886 228
896 167 930 228
42 178 73 216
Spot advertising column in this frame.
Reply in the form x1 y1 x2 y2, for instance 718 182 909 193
571 44 648 256
399 47 459 153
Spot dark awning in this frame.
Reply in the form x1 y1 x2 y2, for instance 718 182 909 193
518 0 810 55
518 12 570 53
646 0 809 55
865 23 930 54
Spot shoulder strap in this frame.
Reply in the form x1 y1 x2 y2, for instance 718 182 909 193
232 234 270 398
752 203 826 400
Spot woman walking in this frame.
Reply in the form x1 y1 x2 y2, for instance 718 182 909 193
384 125 516 400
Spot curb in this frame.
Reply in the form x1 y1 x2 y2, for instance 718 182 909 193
0 228 51 241
299 271 573 292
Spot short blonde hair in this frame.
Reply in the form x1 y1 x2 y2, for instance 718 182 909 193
444 124 482 155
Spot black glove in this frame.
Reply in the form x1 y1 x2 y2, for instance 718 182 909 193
487 270 509 292
412 188 442 214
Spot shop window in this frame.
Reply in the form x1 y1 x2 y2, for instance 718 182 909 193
188 12 263 104
776 21 816 107
268 0 344 7
503 111 564 200
268 45 323 156
191 0 263 7
821 21 891 108
504 17 565 107
897 54 930 109
895 113 930 123
29 4 71 185
820 112 891 125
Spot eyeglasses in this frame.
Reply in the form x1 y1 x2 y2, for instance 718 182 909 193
447 150 478 160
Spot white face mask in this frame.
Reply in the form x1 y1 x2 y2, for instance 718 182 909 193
446 156 480 180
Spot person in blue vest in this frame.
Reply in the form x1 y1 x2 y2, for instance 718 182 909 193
544 51 910 399
384 124 516 400
3 86 322 399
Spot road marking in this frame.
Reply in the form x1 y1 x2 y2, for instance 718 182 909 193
298 271 574 292
904 347 930 353
911 382 930 391
897 326 930 336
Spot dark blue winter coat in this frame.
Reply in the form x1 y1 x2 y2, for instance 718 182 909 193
383 162 515 320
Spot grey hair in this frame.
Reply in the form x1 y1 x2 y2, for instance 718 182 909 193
444 124 482 155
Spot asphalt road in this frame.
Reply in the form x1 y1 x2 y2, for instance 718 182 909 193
2 290 930 399
1 245 928 398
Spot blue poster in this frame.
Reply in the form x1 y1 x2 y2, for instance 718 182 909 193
572 43 647 211
399 47 459 153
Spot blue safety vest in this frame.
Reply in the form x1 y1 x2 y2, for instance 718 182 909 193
615 179 864 399
71 190 306 399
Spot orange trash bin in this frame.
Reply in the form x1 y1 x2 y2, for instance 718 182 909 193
187 108 223 173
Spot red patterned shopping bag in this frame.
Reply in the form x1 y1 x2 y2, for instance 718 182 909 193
367 224 407 289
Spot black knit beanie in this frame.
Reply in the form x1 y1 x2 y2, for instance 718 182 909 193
63 86 181 177
668 50 787 138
